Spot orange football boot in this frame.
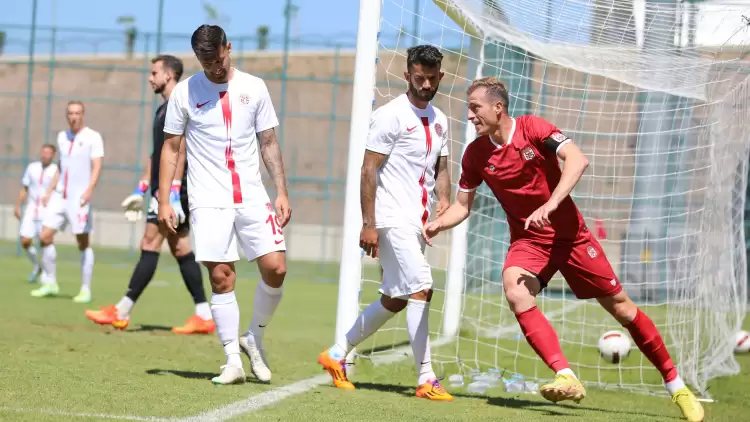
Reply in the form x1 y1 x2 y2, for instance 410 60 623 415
416 379 454 401
171 315 216 334
84 305 129 330
318 349 355 390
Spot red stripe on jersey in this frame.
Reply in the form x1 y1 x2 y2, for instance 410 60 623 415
418 117 433 226
63 138 75 199
35 166 44 218
220 91 243 204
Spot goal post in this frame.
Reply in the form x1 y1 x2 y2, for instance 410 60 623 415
339 0 749 396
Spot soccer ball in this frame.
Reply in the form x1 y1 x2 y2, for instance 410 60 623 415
735 330 750 354
598 330 632 364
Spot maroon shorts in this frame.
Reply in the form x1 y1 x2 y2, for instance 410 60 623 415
503 233 622 299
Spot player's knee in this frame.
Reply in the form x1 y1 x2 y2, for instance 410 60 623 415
259 254 286 287
380 295 407 313
39 229 54 246
19 237 33 249
76 236 89 251
504 284 536 313
208 263 235 293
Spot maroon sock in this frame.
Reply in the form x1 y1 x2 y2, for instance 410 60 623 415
515 306 569 372
625 309 678 382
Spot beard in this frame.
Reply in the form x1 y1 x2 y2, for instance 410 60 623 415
152 83 165 94
408 82 438 102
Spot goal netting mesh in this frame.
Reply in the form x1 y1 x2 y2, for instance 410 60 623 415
354 0 750 396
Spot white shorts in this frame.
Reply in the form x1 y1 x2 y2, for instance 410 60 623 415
377 226 433 299
191 203 286 263
19 214 43 239
42 192 93 235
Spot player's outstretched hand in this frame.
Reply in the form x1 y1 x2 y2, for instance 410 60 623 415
360 226 378 258
275 195 292 228
158 201 178 235
422 220 443 247
524 200 558 230
436 200 450 217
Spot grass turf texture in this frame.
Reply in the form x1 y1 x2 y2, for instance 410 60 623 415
0 240 748 421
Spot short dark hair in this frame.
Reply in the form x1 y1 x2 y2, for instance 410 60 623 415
191 25 228 57
42 143 57 154
406 45 443 70
152 54 184 82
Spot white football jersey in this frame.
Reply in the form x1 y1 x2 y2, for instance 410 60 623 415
164 69 279 210
55 127 104 200
21 161 59 220
366 94 450 230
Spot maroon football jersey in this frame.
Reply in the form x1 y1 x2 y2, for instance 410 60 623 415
458 115 588 244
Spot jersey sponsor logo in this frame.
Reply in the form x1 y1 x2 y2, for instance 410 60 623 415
434 122 443 137
196 101 210 108
522 147 535 160
587 245 597 258
550 132 568 143
239 93 250 105
406 125 417 133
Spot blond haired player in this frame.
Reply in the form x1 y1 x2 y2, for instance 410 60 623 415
318 45 453 401
15 144 59 282
424 76 703 421
159 25 291 385
32 101 103 303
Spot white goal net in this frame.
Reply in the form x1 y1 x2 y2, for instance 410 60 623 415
342 0 750 396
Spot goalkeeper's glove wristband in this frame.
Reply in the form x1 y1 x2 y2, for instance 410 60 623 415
133 179 149 195
169 180 182 203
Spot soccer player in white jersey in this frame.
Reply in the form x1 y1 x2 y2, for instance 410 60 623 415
15 144 59 282
32 101 104 303
158 25 291 385
318 45 454 401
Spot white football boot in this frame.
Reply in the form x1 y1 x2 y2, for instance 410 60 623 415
211 365 246 385
239 335 272 382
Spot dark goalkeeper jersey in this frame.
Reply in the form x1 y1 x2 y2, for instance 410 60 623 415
150 100 187 197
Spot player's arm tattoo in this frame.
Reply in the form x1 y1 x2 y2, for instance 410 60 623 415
434 156 451 203
158 133 181 206
361 150 387 228
258 128 289 198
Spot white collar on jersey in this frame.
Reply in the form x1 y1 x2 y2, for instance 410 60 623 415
488 117 516 148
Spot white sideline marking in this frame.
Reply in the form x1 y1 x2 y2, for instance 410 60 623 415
177 339 454 421
0 407 166 421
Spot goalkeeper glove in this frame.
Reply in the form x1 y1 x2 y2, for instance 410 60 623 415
121 180 149 222
169 180 186 225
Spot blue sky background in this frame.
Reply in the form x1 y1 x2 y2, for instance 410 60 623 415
1 0 595 56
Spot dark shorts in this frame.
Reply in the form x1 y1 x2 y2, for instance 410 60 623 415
503 232 622 299
146 193 191 234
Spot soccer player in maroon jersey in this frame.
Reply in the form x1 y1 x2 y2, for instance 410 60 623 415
422 76 703 422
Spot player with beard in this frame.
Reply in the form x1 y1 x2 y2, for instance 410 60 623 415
85 55 215 334
317 45 453 401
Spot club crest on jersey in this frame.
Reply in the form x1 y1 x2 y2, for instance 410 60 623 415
587 245 597 258
522 147 535 160
550 132 568 143
266 202 273 212
488 164 496 171
434 123 443 137
239 93 250 105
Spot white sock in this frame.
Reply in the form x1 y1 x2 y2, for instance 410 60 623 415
243 281 283 348
330 299 395 360
25 245 39 270
665 375 686 396
196 302 212 321
211 291 242 368
115 297 134 320
406 299 436 385
556 368 577 379
80 247 94 292
41 245 57 285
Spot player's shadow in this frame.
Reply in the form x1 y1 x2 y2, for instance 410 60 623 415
357 340 411 355
486 396 681 419
146 368 269 384
45 293 75 300
129 324 173 333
